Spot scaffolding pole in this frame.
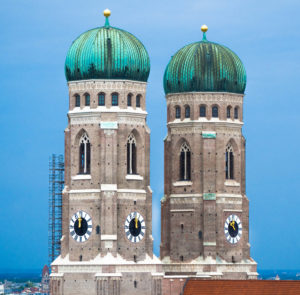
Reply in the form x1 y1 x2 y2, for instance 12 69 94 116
48 154 64 267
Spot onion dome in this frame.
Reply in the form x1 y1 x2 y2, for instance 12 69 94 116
65 9 150 82
163 25 246 94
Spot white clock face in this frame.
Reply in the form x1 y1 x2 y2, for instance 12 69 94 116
69 211 92 243
124 212 146 243
224 214 242 244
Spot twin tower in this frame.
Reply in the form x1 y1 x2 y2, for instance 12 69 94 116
50 10 257 295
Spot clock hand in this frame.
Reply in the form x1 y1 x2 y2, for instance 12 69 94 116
230 221 235 231
78 215 82 228
135 216 138 229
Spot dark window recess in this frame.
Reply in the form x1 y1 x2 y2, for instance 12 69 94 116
198 231 202 239
230 151 234 179
181 224 184 233
112 93 118 106
79 255 82 261
132 143 136 174
186 151 191 180
200 105 206 117
134 281 137 288
180 151 185 180
127 94 132 106
227 106 231 118
212 106 218 118
136 95 141 107
96 225 100 235
75 95 80 107
86 142 91 174
180 256 184 262
175 106 181 118
85 94 90 106
134 255 137 262
98 93 105 106
185 106 190 118
234 107 239 119
225 148 234 180
79 143 85 174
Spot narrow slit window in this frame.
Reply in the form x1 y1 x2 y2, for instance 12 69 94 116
79 133 91 174
98 93 105 106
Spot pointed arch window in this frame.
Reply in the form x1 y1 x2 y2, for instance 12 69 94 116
127 93 132 106
234 107 239 119
136 94 141 108
212 106 218 118
185 105 190 118
79 133 91 174
85 93 90 106
127 134 137 175
112 93 119 106
98 93 105 106
227 106 231 118
175 106 181 119
225 145 234 180
180 142 191 181
75 94 80 107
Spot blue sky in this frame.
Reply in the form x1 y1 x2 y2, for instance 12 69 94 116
0 0 299 271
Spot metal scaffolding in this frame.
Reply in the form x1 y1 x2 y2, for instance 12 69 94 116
48 154 64 266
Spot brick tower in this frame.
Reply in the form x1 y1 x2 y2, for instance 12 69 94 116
160 26 257 286
50 10 162 295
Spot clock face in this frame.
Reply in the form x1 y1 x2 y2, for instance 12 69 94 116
124 212 146 243
69 211 92 243
224 214 242 244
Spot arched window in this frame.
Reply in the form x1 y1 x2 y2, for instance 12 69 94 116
85 93 90 106
79 133 91 174
127 134 137 175
96 225 100 235
75 94 80 107
179 142 191 181
225 145 234 180
212 106 218 118
136 94 141 107
175 106 181 119
127 93 132 106
200 105 206 117
112 93 118 106
227 106 231 118
234 107 239 119
98 93 105 106
185 105 190 118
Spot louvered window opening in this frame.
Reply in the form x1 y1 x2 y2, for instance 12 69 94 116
75 94 80 107
136 95 141 107
175 106 181 118
112 93 118 106
79 133 91 174
200 106 206 117
127 134 137 175
180 142 191 181
185 106 190 118
127 94 132 106
225 145 234 180
85 94 90 106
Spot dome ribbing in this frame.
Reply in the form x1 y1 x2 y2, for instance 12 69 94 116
65 15 150 82
163 34 246 94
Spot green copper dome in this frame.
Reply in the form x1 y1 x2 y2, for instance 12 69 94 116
163 30 246 94
65 13 150 82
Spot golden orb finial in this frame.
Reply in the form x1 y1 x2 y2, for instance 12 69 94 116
201 25 208 33
103 8 111 17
